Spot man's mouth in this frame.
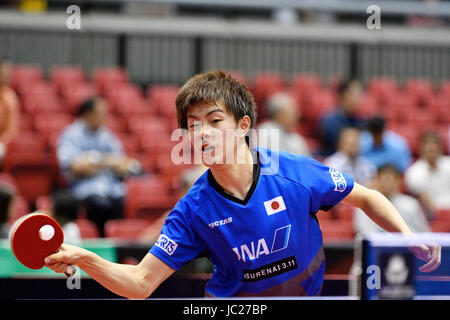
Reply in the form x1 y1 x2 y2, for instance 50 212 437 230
202 145 214 153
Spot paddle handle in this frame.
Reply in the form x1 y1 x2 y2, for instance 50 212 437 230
65 264 76 277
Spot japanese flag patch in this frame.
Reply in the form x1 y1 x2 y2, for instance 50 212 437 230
264 196 287 216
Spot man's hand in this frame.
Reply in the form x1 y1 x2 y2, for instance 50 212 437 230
44 244 90 274
409 243 441 273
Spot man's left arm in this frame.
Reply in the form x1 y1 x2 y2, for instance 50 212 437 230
343 182 441 273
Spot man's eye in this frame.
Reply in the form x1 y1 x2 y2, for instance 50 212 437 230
189 123 200 129
212 119 221 124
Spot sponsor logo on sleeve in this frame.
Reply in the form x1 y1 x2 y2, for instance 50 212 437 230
155 234 178 256
329 167 347 192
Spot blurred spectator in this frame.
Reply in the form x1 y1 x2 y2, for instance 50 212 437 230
354 164 430 237
405 132 450 216
324 127 376 186
257 92 310 156
0 61 19 165
138 164 207 242
319 79 365 156
50 190 82 245
360 115 412 173
57 97 140 237
0 184 15 239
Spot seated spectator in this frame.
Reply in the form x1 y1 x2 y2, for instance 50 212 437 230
50 190 82 245
354 164 430 237
57 97 140 237
405 131 450 216
0 184 15 239
0 61 19 165
360 115 412 173
319 79 365 156
257 92 310 156
325 127 376 186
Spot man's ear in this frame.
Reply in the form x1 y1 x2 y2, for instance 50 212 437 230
238 115 251 137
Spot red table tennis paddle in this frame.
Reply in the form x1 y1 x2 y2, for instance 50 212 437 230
10 212 75 276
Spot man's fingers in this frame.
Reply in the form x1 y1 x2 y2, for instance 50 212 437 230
419 245 441 273
44 249 66 265
46 262 69 274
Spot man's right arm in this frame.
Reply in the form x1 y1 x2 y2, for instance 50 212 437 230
45 244 175 299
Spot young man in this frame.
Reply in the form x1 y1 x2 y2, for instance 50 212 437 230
45 71 440 298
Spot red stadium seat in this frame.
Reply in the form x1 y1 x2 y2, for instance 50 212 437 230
389 124 420 155
430 220 450 233
225 70 248 86
75 218 100 239
92 67 128 94
23 94 62 115
434 209 450 223
128 115 171 136
18 113 33 132
6 131 47 154
104 219 154 240
251 72 285 115
8 195 30 225
35 195 52 213
50 66 86 86
114 97 154 117
116 133 140 154
139 132 176 158
11 65 44 91
105 115 127 134
60 83 99 113
125 176 174 218
2 152 53 204
291 74 322 96
147 85 179 119
34 113 73 142
319 220 355 242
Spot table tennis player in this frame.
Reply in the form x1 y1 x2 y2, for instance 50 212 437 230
44 70 441 298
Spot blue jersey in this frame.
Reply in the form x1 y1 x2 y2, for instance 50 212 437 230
149 148 354 297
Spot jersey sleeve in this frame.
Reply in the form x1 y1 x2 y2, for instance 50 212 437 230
149 200 206 270
302 157 355 213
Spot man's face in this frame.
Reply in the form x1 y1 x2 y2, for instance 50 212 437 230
186 101 249 168
85 99 107 130
275 97 300 133
340 81 363 114
338 128 360 158
376 169 401 197
421 138 441 163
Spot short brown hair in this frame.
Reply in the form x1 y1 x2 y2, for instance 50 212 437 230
175 70 257 130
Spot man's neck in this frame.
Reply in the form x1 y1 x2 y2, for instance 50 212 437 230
209 146 255 201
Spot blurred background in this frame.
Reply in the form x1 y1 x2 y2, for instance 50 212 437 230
0 0 449 299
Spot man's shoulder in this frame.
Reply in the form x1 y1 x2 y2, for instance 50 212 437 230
175 171 211 214
257 147 324 185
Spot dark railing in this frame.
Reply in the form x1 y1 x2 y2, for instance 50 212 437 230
0 10 449 85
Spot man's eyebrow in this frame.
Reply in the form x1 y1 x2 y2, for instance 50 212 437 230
207 108 224 116
187 108 224 119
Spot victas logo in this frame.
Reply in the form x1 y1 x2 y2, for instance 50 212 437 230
232 225 291 262
329 167 347 192
155 234 178 256
209 217 233 229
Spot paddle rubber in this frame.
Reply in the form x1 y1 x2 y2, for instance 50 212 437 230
10 213 64 270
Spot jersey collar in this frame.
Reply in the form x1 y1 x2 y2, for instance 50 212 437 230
207 149 261 206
